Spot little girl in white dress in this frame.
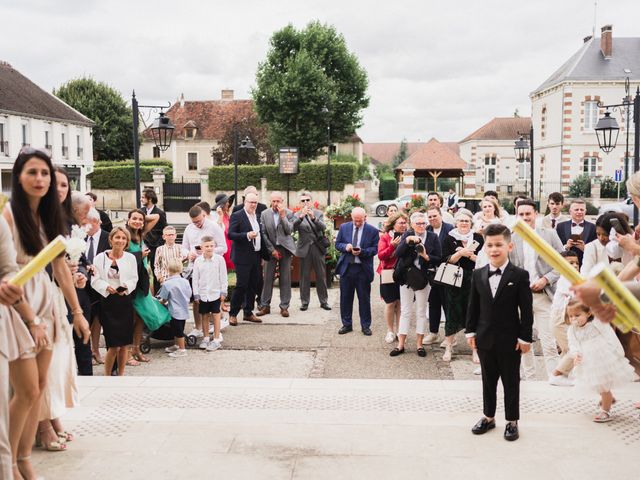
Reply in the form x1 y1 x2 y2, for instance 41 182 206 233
567 299 637 422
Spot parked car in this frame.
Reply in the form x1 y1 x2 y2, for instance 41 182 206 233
370 193 428 217
598 197 635 220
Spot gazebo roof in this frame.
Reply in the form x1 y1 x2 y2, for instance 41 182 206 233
395 138 466 171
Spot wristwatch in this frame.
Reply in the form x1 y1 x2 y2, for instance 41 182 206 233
26 316 42 327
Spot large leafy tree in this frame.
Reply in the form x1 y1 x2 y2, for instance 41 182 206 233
54 78 133 160
211 109 273 166
253 21 369 160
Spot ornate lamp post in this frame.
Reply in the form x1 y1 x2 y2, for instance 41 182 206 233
322 106 332 205
594 77 640 225
514 125 535 199
132 91 175 208
233 131 255 206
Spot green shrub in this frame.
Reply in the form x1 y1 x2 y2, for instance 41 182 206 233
568 174 591 198
379 176 398 200
94 159 172 169
600 176 628 199
207 163 357 192
88 164 173 189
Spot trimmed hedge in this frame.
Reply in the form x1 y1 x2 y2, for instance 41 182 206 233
379 176 398 200
88 164 173 189
208 163 357 192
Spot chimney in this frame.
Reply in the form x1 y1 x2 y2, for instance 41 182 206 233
583 35 592 43
179 93 185 108
221 89 234 101
600 25 613 59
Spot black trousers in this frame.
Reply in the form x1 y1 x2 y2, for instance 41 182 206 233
428 284 445 334
477 347 521 421
70 288 93 376
231 256 261 317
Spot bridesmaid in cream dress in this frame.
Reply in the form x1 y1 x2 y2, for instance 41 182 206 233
3 148 90 480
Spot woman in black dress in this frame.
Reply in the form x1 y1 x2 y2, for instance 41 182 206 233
91 227 138 376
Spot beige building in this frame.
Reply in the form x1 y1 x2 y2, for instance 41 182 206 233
530 25 639 196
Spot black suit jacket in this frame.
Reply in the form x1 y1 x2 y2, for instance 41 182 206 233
427 222 454 246
98 209 112 233
556 219 596 263
466 262 533 351
228 208 262 266
143 205 167 249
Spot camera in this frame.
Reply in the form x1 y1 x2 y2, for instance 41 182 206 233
415 244 425 253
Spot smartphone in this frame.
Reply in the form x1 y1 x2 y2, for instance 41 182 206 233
393 231 403 239
116 286 127 293
469 240 480 251
610 218 629 235
570 234 582 242
352 246 361 253
195 245 202 251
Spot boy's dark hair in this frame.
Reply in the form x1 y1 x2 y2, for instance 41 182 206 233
484 223 511 242
548 192 564 204
516 199 537 212
560 250 578 259
86 191 98 202
196 201 211 215
142 188 158 204
427 192 443 205
484 190 499 199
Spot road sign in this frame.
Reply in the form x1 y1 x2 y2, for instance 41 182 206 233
614 169 623 182
279 147 299 174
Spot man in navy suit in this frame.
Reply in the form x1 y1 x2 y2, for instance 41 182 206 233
335 207 379 335
555 199 596 266
425 206 454 344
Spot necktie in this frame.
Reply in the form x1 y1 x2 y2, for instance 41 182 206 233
88 236 95 263
488 268 501 277
551 218 556 228
572 222 584 227
352 226 360 247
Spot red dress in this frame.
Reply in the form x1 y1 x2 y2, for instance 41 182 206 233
220 213 234 270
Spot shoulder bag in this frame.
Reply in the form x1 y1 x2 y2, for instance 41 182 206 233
432 262 464 288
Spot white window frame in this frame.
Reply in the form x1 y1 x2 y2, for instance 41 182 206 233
21 122 29 147
583 156 597 177
0 121 7 156
584 101 599 130
187 151 198 171
517 161 531 180
484 154 496 184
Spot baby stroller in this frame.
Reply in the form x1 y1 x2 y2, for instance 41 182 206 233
139 323 198 354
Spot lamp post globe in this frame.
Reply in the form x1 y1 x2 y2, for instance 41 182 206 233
150 112 175 152
594 110 620 153
514 136 529 163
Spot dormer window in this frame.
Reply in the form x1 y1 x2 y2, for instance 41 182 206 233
183 121 197 140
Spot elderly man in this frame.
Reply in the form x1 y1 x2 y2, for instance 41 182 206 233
510 199 565 379
71 191 91 225
293 192 330 311
182 205 227 336
556 199 596 266
257 192 296 317
228 192 263 325
335 207 379 335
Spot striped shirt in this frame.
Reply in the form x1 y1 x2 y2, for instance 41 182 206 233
154 244 184 284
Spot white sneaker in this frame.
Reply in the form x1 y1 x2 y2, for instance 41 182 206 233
165 345 179 353
423 333 439 345
206 340 221 352
198 338 210 349
549 375 574 387
168 349 187 358
442 345 452 362
473 367 482 375
213 334 223 343
220 317 230 331
384 331 396 343
187 328 204 338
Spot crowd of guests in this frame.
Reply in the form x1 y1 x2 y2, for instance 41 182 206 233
2 145 640 475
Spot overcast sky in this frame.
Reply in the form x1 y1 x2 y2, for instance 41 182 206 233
2 0 638 143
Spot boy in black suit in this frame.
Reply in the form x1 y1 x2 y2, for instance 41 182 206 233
466 224 533 441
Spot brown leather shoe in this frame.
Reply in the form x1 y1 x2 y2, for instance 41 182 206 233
229 316 238 326
256 306 270 317
243 314 262 323
280 308 289 317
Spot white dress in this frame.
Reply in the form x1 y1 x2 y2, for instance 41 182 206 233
568 319 638 393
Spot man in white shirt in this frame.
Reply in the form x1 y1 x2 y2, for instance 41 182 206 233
181 204 227 336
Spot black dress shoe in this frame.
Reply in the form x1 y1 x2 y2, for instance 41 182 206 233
320 304 332 311
504 422 519 441
362 327 372 336
389 347 405 357
300 305 308 311
471 417 496 435
338 326 353 334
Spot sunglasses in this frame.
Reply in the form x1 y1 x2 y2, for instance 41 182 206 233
300 199 311 203
19 146 51 158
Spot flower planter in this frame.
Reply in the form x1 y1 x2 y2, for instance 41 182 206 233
332 214 350 230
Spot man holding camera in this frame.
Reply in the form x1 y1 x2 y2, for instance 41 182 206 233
335 207 379 335
293 192 330 311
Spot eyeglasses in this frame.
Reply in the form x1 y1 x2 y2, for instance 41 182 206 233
414 222 426 226
300 199 311 203
19 146 51 158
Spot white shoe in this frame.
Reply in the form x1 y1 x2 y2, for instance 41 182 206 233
384 331 396 343
440 339 457 349
473 367 482 375
220 317 230 331
549 375 574 387
423 333 439 345
187 328 204 338
213 334 223 343
442 345 452 362
168 349 187 358
165 345 179 353
198 338 210 349
206 340 221 352
209 325 215 335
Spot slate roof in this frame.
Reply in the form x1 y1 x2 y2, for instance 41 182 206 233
532 37 640 95
460 117 532 143
395 138 467 171
0 61 94 126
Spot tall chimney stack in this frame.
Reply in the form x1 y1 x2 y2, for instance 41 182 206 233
221 89 234 101
600 25 613 59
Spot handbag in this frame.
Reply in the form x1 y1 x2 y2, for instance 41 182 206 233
305 215 330 251
380 269 395 284
432 262 464 288
404 264 429 291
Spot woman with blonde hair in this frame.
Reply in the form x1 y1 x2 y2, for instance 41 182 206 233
474 198 502 234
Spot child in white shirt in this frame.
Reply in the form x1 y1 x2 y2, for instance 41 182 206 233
192 236 228 351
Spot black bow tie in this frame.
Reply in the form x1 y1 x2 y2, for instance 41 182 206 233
572 222 584 227
488 268 502 277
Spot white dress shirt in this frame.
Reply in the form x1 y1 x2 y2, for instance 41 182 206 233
246 209 261 252
488 259 509 297
522 242 540 284
181 218 227 261
570 219 584 236
192 254 228 302
352 224 364 264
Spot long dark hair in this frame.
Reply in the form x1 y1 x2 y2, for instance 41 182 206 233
53 166 73 226
10 149 66 256
126 209 146 244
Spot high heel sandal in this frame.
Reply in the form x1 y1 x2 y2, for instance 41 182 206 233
132 352 150 363
17 456 45 480
35 428 67 452
56 430 74 442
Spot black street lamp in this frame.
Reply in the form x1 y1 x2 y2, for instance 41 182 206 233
594 77 640 225
322 106 332 205
233 129 255 206
132 91 175 208
514 125 535 199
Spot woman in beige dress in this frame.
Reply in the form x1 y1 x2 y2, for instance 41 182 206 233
3 147 90 480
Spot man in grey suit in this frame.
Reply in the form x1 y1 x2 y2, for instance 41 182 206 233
510 199 565 379
293 192 331 311
257 191 297 317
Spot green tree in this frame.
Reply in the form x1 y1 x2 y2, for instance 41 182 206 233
600 176 628 198
211 110 273 166
54 78 133 160
568 174 591 198
253 21 369 160
392 138 408 168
